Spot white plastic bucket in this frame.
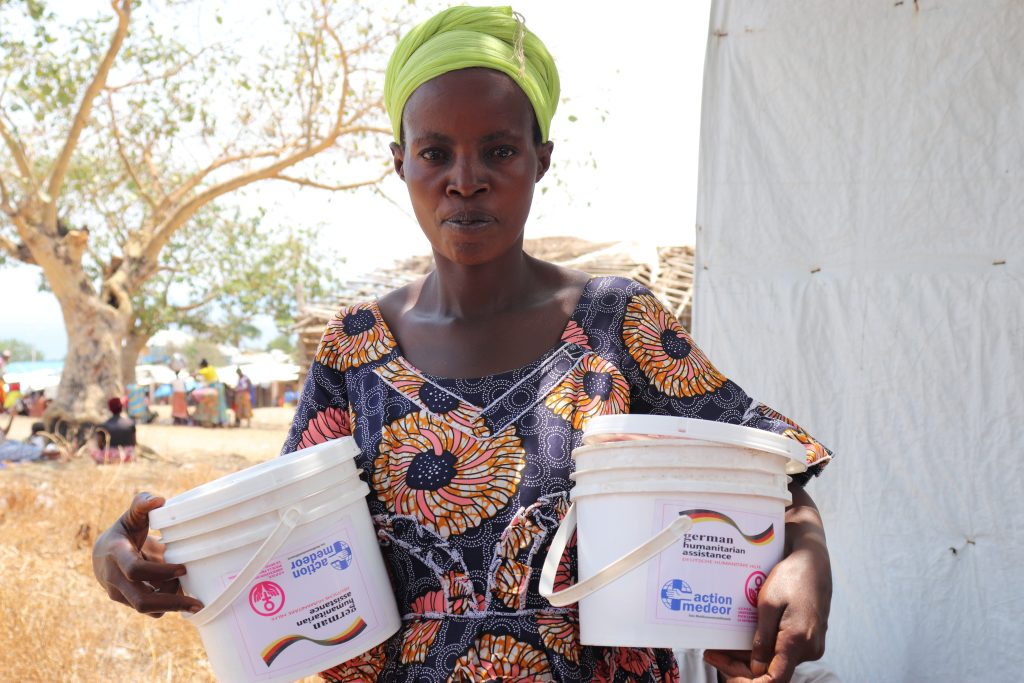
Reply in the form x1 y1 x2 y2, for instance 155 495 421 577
150 438 400 683
540 415 806 650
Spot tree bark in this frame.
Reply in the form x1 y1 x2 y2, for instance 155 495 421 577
121 330 149 385
45 291 128 428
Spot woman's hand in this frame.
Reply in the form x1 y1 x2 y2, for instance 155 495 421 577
92 492 204 617
704 485 832 683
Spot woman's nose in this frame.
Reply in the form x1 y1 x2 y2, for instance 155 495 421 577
446 157 489 197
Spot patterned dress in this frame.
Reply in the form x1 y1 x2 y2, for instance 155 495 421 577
282 276 832 682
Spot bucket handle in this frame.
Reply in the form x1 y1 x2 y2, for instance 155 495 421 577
184 506 305 627
539 503 693 607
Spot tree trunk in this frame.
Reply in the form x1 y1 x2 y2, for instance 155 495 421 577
45 291 128 429
121 330 149 385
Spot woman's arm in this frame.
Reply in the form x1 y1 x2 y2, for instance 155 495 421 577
704 483 832 683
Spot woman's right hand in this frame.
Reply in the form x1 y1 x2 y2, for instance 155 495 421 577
92 492 204 617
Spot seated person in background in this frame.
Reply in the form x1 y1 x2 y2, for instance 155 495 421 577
27 391 49 418
27 421 47 448
25 421 60 460
93 397 136 464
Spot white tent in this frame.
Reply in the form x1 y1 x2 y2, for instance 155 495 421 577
694 1 1023 680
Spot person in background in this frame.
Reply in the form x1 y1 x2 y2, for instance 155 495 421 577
3 381 23 415
197 359 228 427
93 397 136 464
170 370 190 425
234 367 253 428
0 350 7 411
25 421 60 459
27 390 48 418
26 421 47 449
126 383 158 424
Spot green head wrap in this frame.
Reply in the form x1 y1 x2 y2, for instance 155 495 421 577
385 6 560 144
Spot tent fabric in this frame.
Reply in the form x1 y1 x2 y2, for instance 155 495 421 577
693 1 1023 681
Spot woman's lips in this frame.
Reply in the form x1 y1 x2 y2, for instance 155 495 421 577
442 211 495 229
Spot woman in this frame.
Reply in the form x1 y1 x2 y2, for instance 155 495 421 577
92 7 832 682
234 367 253 428
195 359 228 427
170 370 190 425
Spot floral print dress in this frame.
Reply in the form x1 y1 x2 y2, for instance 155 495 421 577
282 276 832 682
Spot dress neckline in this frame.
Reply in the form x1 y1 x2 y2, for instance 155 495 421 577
371 276 594 384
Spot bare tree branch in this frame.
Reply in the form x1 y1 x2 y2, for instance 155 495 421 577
0 116 35 184
172 289 220 314
106 93 157 211
0 232 19 259
161 146 293 211
141 145 167 199
104 46 210 92
44 0 133 223
272 167 389 192
323 24 351 133
0 172 11 212
135 125 387 285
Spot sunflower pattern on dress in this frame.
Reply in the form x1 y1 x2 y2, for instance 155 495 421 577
376 357 490 437
280 276 833 683
298 405 351 448
450 633 556 682
401 583 479 665
748 403 832 471
561 319 590 348
316 302 397 372
373 412 525 537
319 641 388 682
538 611 581 664
545 354 629 429
623 293 727 398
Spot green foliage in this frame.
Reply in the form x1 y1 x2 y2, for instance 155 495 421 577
169 340 227 372
267 333 296 358
0 338 44 362
128 204 344 352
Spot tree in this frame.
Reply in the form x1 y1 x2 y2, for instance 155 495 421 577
0 338 43 362
119 205 343 383
0 0 407 423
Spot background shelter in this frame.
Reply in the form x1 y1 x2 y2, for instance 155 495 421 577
294 237 696 387
694 1 1024 680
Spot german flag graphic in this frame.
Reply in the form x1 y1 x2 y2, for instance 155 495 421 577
261 617 367 667
678 509 775 546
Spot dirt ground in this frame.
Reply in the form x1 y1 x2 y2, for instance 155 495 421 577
0 407 330 682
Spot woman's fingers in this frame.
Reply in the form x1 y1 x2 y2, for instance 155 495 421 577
106 577 203 617
141 534 167 563
112 541 186 583
704 650 754 679
755 650 796 683
750 591 784 676
120 492 165 539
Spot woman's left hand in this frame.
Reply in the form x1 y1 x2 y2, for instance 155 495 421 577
704 485 832 683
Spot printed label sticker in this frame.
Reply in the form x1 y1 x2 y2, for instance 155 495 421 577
222 524 380 679
647 499 784 632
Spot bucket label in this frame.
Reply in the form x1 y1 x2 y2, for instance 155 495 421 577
222 523 381 680
647 500 784 632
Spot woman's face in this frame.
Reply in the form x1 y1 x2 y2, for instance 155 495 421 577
391 68 553 266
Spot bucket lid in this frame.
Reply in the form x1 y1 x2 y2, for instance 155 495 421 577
582 415 807 473
150 437 360 529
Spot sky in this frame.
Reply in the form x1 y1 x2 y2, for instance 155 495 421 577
0 0 713 360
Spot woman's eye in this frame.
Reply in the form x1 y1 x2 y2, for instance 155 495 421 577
491 145 516 160
418 149 446 162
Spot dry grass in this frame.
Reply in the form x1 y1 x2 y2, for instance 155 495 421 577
0 409 324 682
